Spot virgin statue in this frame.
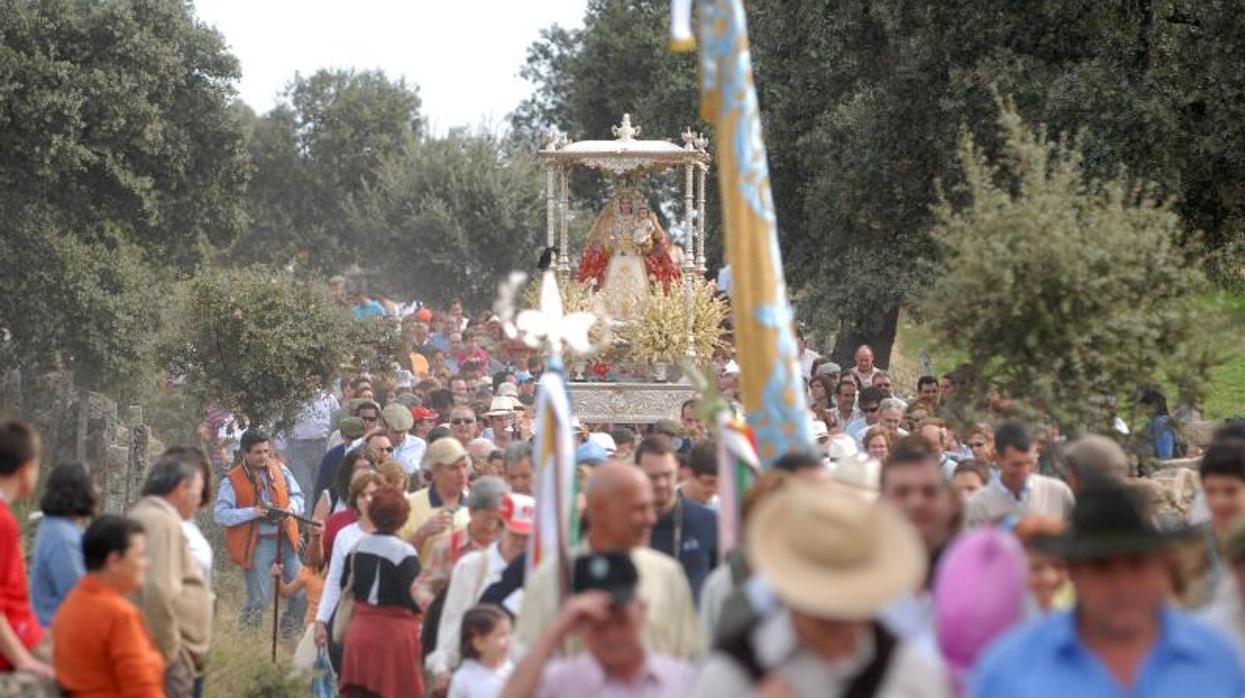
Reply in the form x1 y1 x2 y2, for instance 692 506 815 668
576 187 681 317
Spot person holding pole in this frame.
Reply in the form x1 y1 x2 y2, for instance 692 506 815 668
214 430 306 637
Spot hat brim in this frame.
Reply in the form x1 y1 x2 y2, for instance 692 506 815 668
1034 527 1197 561
747 495 924 620
505 520 533 535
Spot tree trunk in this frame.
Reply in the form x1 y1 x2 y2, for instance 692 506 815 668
831 304 901 372
75 387 89 463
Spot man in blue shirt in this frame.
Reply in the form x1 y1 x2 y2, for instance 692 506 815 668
973 478 1245 698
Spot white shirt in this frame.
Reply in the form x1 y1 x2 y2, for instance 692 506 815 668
315 522 365 624
690 609 950 698
829 407 862 427
182 520 213 586
448 658 513 698
799 349 821 381
845 417 879 446
291 391 340 441
392 434 427 475
429 543 511 674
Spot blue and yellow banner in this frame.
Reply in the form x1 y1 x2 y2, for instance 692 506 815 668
676 0 811 466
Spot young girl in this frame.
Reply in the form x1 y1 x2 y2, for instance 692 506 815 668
447 605 513 698
271 539 326 631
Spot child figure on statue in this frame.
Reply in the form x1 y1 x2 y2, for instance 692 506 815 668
576 187 680 318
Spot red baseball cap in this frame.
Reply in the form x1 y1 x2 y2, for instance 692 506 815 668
500 494 535 535
410 406 438 421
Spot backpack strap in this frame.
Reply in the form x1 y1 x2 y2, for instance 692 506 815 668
843 623 898 698
714 619 898 694
714 623 766 682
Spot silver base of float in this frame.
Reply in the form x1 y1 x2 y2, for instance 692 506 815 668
567 382 697 424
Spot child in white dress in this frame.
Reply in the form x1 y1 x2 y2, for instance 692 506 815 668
448 605 513 698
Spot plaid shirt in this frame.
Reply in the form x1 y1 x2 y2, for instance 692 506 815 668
412 527 490 610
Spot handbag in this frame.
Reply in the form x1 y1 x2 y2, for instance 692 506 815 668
310 647 339 698
292 623 318 673
330 551 358 645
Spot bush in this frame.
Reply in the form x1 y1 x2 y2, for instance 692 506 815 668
921 98 1214 434
163 268 357 431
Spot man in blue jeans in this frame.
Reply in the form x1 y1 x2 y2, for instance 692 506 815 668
214 430 306 637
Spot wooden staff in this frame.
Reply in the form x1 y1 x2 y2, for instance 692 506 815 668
272 522 282 662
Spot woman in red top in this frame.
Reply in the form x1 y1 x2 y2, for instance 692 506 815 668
0 421 51 679
52 515 165 697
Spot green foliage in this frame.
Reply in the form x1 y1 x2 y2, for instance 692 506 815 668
231 69 422 272
511 1 1245 367
511 0 718 258
921 101 1213 434
163 269 357 429
0 0 248 397
0 0 250 267
347 129 547 307
0 206 163 398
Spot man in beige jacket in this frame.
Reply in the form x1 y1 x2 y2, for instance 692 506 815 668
129 455 213 698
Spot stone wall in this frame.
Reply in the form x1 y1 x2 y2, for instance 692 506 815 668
0 369 160 514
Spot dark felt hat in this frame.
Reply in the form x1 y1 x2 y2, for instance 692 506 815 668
1034 479 1194 560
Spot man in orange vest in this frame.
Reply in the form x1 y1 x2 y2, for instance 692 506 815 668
213 430 306 634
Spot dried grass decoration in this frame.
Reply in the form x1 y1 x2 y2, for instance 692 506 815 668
623 278 727 363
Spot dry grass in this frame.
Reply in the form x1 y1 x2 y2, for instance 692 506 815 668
199 516 309 698
203 577 305 698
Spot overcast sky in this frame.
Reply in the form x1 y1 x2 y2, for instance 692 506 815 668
193 0 587 133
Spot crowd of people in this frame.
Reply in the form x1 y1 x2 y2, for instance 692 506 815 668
2 291 1245 698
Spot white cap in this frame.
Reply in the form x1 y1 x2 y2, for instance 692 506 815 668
722 360 741 376
587 431 618 455
809 419 829 441
826 434 859 464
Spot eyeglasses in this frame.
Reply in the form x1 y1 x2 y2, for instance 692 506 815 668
451 418 476 425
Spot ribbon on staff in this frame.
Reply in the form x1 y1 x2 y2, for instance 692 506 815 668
716 411 759 562
526 365 578 601
673 0 813 467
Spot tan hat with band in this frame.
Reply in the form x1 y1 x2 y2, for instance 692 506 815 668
746 479 925 620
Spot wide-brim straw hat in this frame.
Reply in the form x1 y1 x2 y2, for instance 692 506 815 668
484 396 518 417
830 454 881 501
747 479 924 619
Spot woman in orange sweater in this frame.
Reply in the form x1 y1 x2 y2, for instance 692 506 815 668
52 515 166 698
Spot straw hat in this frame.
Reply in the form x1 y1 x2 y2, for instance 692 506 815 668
746 479 924 619
829 454 881 500
484 396 517 418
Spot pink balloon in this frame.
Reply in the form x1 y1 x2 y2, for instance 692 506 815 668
933 528 1027 675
